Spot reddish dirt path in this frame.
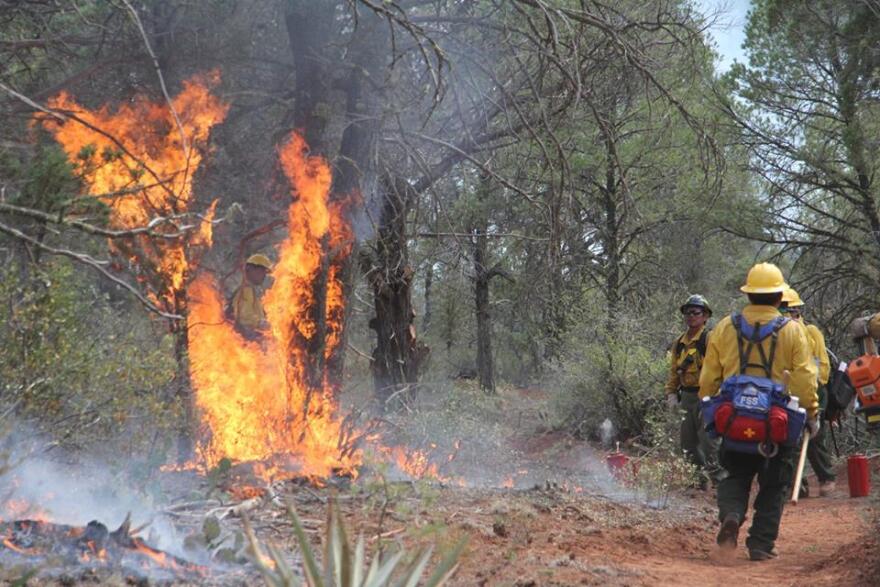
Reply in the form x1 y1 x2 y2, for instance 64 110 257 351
627 478 875 587
440 471 877 586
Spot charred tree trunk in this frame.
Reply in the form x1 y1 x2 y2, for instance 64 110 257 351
473 226 495 393
285 3 385 391
171 316 193 463
542 190 565 362
366 176 428 410
423 262 433 332
472 171 497 393
326 8 384 387
601 133 621 326
284 1 336 152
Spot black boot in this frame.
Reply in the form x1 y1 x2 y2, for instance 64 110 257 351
716 513 740 549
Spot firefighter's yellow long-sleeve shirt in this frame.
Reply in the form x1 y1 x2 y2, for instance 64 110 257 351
232 282 265 332
802 322 830 385
698 304 819 418
664 325 706 394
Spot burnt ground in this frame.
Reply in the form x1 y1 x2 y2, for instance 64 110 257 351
151 456 878 586
2 381 879 586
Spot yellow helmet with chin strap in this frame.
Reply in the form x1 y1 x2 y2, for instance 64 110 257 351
245 253 272 270
782 286 804 307
740 262 787 294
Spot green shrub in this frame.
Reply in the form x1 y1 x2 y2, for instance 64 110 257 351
0 258 178 460
630 411 699 507
550 310 668 439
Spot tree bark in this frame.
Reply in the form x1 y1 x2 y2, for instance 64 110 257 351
366 176 428 410
601 133 621 325
473 225 495 393
171 317 193 463
326 7 385 386
284 1 336 152
423 261 433 333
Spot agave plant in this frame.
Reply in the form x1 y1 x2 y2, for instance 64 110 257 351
244 499 465 587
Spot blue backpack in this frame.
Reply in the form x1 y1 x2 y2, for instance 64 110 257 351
702 314 806 455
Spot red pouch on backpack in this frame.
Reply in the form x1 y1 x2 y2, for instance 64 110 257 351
768 406 789 442
714 402 789 443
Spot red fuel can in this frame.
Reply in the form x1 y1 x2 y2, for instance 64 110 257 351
606 452 630 480
847 454 870 498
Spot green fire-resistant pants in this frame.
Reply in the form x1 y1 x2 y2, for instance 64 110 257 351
717 446 794 553
806 413 836 483
678 390 722 482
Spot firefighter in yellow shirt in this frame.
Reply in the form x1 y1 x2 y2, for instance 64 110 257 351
230 253 272 339
699 262 818 561
665 294 720 487
782 287 835 497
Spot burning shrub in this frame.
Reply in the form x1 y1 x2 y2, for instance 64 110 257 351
244 500 465 587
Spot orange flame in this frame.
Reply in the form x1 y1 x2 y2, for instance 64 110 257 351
187 132 357 480
41 71 228 310
133 538 177 569
1 498 50 523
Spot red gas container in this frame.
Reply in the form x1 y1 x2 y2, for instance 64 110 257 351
847 454 870 498
606 452 629 479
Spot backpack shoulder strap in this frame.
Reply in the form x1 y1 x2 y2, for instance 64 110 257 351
697 328 709 357
733 314 789 377
763 316 790 373
674 334 686 357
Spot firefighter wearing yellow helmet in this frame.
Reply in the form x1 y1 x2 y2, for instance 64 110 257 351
781 286 835 497
230 253 272 339
665 294 721 488
699 262 818 561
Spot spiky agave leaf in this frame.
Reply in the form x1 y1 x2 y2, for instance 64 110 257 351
285 499 324 586
352 533 365 587
243 514 300 587
247 497 465 587
328 499 354 587
392 547 433 587
363 549 406 586
422 539 467 587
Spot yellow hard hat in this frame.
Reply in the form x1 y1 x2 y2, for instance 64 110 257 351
245 253 272 270
786 287 804 307
740 262 786 294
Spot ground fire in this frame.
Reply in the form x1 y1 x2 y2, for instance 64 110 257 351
0 516 205 581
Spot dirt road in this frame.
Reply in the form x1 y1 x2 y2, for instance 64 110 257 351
439 472 877 586
622 480 876 587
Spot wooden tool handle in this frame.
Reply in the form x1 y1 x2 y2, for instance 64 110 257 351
790 432 810 504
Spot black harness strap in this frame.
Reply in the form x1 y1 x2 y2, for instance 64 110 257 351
733 314 785 377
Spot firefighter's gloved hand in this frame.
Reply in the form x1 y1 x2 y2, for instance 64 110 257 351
806 417 820 439
666 394 678 411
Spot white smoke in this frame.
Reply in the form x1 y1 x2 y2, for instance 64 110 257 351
598 418 616 448
0 436 185 557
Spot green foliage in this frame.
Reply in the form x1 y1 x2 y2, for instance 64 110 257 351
0 258 178 459
630 411 699 508
245 500 465 587
15 145 79 212
550 296 669 439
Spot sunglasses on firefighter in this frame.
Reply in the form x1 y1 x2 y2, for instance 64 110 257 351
683 309 705 316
